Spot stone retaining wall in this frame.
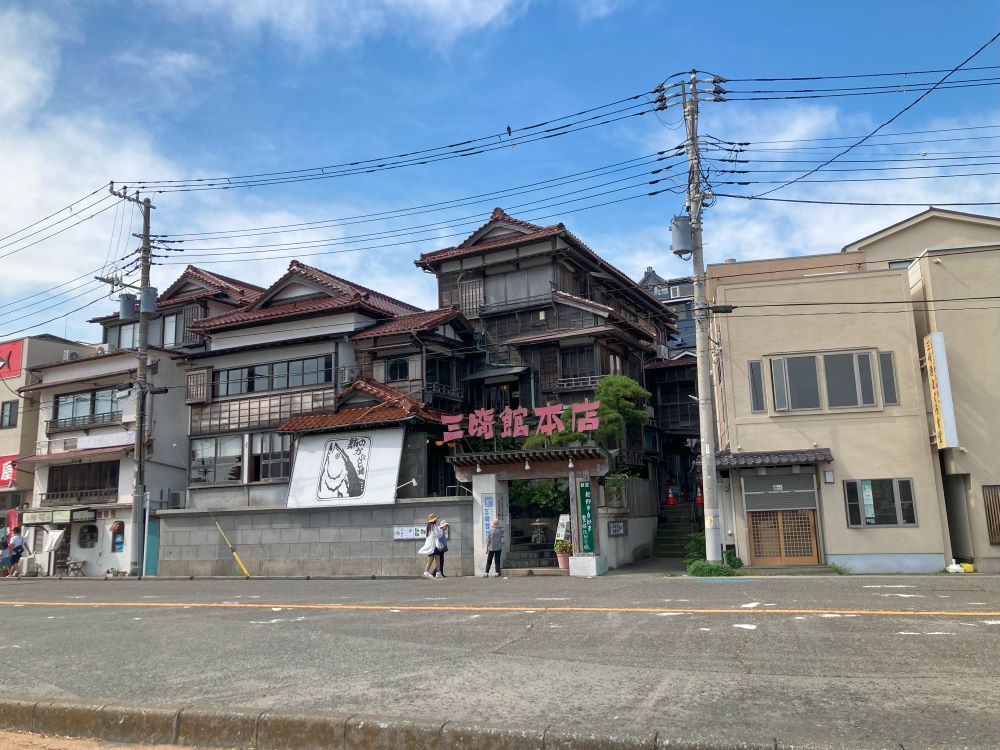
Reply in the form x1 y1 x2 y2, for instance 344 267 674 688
156 497 473 577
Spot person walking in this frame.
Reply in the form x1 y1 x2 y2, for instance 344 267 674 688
485 517 504 577
433 520 450 578
8 526 30 578
418 514 441 578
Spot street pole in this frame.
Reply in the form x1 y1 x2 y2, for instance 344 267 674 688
131 196 152 577
683 71 723 563
105 184 153 577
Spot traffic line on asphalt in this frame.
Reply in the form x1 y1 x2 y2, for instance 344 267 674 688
1 599 999 617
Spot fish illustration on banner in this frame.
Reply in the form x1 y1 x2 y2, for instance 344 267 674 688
319 437 371 499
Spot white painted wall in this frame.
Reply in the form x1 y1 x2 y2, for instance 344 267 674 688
209 313 373 351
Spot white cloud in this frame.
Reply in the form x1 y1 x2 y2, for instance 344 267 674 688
0 6 439 342
112 48 216 107
0 7 64 121
156 0 521 52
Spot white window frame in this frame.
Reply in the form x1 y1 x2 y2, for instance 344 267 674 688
844 478 917 528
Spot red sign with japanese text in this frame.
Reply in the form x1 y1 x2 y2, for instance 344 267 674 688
0 340 22 380
0 455 16 489
442 402 600 442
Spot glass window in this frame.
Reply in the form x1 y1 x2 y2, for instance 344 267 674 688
119 323 136 349
162 314 178 347
48 461 119 497
249 433 292 481
748 361 765 413
288 359 304 388
771 358 788 411
386 358 409 381
879 352 898 406
786 356 820 409
844 478 917 527
189 436 243 484
427 358 453 387
0 401 17 428
857 353 875 406
78 524 98 548
273 362 288 390
824 353 858 407
249 365 270 392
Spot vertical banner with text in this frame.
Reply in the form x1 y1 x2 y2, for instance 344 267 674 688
578 481 595 554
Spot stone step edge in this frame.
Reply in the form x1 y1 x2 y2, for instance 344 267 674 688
0 697 785 750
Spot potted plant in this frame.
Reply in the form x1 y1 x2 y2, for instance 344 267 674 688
554 539 572 570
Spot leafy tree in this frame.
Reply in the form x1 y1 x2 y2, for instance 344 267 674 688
508 479 570 517
593 375 651 445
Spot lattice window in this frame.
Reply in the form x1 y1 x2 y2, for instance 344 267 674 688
750 511 781 560
781 510 816 558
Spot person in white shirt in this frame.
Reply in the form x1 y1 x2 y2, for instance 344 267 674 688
8 526 30 578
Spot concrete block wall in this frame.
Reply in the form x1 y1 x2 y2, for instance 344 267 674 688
156 498 474 577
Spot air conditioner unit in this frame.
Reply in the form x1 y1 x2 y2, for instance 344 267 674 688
166 491 184 509
655 344 670 359
62 349 81 362
95 343 111 355
337 364 360 386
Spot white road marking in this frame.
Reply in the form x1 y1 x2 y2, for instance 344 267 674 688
740 602 760 609
874 593 923 598
250 616 306 625
733 624 757 630
655 612 684 617
133 617 142 621
897 631 954 636
271 607 283 611
820 614 842 618
983 620 1000 625
424 597 448 601
793 616 807 620
863 585 915 588
536 597 571 601
763 603 777 607
389 609 401 613
699 627 711 632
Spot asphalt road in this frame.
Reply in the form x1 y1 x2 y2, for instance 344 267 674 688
2 567 999 750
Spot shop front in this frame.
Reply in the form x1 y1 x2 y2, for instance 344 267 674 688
22 505 130 576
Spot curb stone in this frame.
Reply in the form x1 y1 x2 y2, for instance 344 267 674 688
0 697 789 749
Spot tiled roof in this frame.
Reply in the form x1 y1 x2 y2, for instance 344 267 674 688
277 377 441 433
192 261 422 332
458 207 548 248
503 325 616 346
287 261 420 316
276 406 417 432
351 307 462 340
413 210 675 330
158 265 263 304
551 291 614 315
416 225 563 267
715 448 834 468
190 295 386 331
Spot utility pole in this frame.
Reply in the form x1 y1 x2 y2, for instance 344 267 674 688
105 184 153 576
681 71 723 563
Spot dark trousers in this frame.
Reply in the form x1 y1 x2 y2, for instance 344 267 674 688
433 550 445 575
486 550 502 575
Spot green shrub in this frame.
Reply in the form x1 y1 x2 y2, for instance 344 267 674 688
553 540 573 555
684 531 706 565
687 559 736 577
724 549 744 569
827 563 850 575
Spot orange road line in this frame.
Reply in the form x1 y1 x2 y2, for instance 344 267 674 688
1 600 998 617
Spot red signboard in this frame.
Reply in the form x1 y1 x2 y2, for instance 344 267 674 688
5 508 18 531
0 339 23 380
0 455 16 489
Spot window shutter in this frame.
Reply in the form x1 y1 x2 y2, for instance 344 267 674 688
985 486 1000 545
186 369 211 404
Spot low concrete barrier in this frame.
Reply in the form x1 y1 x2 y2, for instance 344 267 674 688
0 697 778 749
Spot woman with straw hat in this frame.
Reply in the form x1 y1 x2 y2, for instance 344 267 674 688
418 513 442 578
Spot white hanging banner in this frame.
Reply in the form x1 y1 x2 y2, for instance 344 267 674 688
287 428 405 508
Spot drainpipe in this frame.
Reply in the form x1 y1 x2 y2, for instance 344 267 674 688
334 340 340 391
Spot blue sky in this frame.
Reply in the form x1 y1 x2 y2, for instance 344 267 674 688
1 0 998 341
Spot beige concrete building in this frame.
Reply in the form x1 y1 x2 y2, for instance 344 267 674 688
0 336 94 517
710 264 947 572
842 208 1000 572
706 207 1000 572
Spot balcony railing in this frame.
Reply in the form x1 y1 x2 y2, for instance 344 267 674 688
45 411 123 434
425 381 463 399
478 293 553 316
555 374 602 391
38 488 118 506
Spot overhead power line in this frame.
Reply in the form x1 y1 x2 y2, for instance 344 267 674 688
713 194 1000 207
749 30 1000 198
711 63 1000 83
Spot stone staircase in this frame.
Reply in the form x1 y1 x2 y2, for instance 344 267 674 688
505 532 559 569
653 506 700 558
